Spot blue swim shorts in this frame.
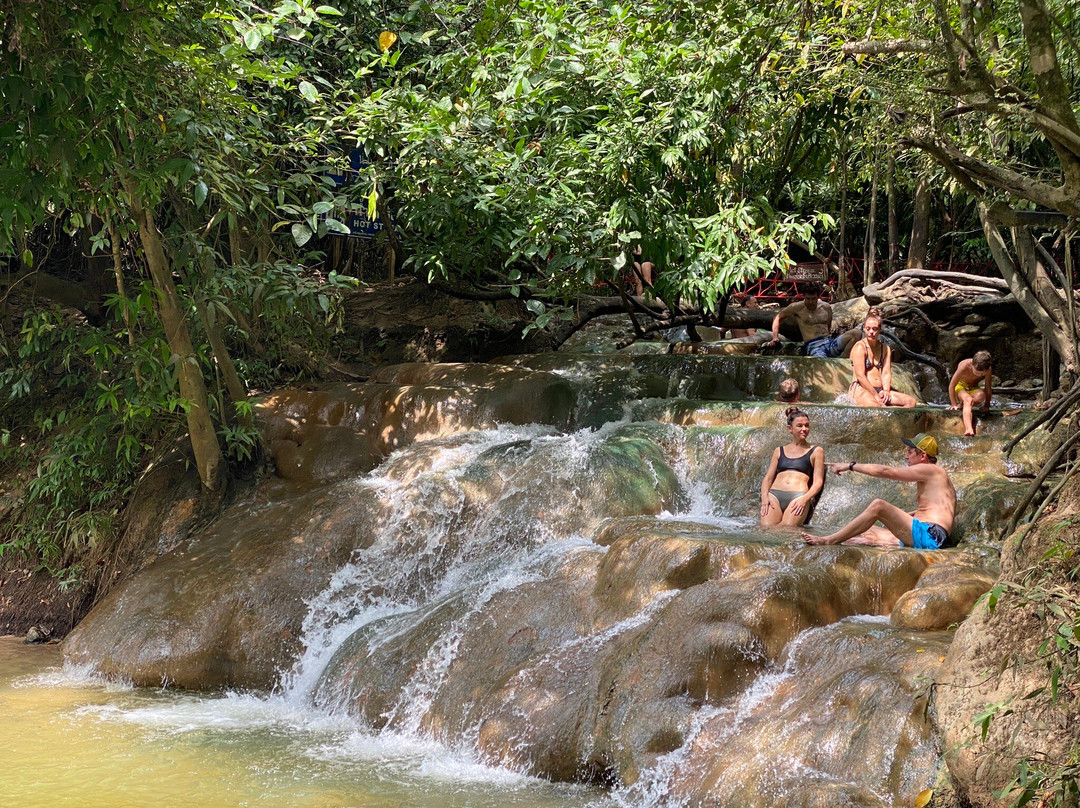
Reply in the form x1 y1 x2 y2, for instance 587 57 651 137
804 335 844 358
911 518 949 549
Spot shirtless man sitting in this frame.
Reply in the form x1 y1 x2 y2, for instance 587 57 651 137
801 433 956 549
728 295 761 338
948 350 993 436
766 283 860 358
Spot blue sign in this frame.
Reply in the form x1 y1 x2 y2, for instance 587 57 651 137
323 149 389 240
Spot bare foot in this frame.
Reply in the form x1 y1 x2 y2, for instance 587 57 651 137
964 430 975 437
802 532 832 545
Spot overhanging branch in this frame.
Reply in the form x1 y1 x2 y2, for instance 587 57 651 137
841 39 931 55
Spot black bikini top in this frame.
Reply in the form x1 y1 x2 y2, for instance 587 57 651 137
862 340 885 372
776 446 815 479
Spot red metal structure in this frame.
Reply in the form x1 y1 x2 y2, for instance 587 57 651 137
735 258 1000 304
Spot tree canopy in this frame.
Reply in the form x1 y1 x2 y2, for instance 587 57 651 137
1 0 1078 562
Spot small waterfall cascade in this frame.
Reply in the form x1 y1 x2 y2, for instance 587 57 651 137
63 349 1046 808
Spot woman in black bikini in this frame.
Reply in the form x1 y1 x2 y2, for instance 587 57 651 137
847 313 917 408
759 407 826 527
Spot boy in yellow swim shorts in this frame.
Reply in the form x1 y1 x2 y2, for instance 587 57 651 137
948 350 993 436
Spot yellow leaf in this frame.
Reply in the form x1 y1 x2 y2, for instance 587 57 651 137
915 788 933 808
379 31 398 52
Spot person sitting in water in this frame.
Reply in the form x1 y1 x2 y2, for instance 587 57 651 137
778 377 801 403
847 312 918 408
759 407 825 527
766 283 861 358
802 433 955 549
949 350 993 436
728 295 761 338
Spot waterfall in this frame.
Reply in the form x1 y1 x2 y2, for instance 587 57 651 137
62 352 1033 807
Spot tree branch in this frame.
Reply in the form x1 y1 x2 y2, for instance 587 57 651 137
873 268 1010 292
980 203 1075 371
905 135 1080 217
841 39 932 55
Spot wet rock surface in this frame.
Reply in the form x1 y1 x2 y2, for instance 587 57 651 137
931 477 1080 808
63 355 1027 807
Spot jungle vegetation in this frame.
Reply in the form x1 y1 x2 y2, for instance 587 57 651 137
2 0 1079 802
0 0 1075 532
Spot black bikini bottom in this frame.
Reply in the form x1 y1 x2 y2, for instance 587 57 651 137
769 489 819 523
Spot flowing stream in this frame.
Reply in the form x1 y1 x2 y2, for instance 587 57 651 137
11 346 1043 807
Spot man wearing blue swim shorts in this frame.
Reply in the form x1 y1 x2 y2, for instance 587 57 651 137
801 433 956 549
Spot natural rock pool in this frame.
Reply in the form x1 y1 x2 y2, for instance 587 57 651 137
27 350 1049 807
0 637 604 808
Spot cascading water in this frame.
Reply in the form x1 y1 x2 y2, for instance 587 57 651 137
54 350 1041 807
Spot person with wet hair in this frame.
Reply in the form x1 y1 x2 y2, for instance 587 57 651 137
847 312 918 408
802 433 956 549
949 350 993 436
778 377 801 403
759 407 825 527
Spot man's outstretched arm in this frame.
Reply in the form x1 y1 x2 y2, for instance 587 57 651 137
827 461 934 482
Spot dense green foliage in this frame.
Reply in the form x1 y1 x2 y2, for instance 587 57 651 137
1 0 1079 802
320 0 843 312
0 0 355 567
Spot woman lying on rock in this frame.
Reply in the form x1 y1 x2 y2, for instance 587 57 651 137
760 407 825 527
847 312 917 408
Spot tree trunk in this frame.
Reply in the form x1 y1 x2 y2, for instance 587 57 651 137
980 202 1077 374
108 223 143 386
836 147 852 298
907 176 931 269
887 154 899 275
194 297 253 430
863 157 878 287
1041 336 1060 402
124 181 225 491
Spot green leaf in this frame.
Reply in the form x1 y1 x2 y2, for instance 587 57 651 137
193 181 208 209
243 28 263 51
291 222 313 247
298 81 320 103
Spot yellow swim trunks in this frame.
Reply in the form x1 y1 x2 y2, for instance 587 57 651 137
955 380 979 395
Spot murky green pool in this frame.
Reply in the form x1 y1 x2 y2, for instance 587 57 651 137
0 637 606 808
